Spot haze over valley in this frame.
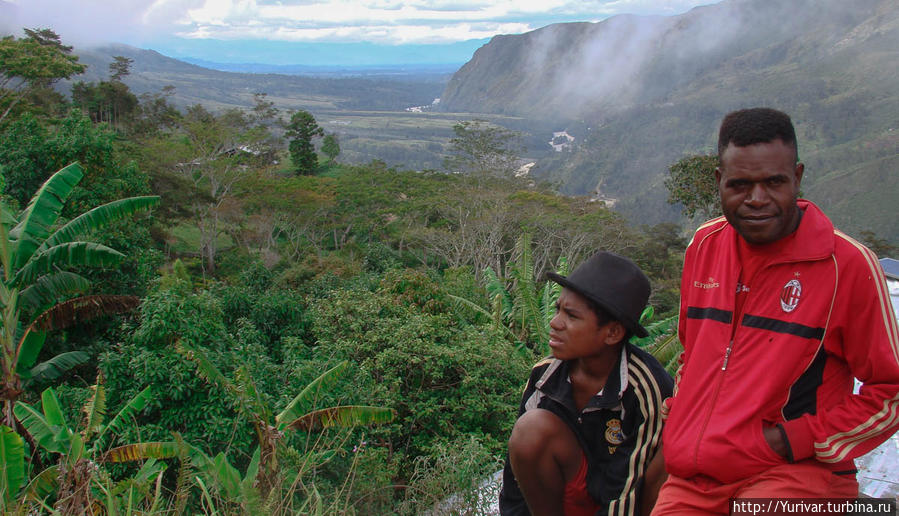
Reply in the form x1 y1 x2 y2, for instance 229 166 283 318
6 0 898 243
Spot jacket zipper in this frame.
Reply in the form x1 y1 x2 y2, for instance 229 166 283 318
722 342 733 371
692 339 734 469
692 256 748 469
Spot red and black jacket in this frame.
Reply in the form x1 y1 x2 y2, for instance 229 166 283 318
662 200 899 483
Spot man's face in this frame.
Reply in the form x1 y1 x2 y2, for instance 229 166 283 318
716 139 804 245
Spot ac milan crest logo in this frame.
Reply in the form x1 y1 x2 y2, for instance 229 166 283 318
781 279 802 312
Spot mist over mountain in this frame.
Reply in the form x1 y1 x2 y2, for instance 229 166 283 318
439 0 899 242
441 0 895 120
11 0 897 243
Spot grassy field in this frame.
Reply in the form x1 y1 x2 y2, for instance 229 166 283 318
313 109 536 171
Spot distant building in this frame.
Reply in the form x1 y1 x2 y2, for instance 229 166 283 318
881 258 899 322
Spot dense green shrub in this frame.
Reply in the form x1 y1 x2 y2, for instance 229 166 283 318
215 283 311 361
100 278 257 460
309 268 530 486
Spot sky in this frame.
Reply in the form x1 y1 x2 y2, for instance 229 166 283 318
1 0 719 66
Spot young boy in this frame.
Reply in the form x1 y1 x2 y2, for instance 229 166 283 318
499 251 673 516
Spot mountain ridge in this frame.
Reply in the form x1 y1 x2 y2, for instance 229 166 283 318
69 44 446 112
438 0 899 243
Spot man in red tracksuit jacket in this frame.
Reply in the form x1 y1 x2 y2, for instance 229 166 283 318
653 108 899 514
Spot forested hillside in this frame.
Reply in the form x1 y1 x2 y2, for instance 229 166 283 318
440 0 899 243
0 29 686 513
58 44 472 172
16 0 894 245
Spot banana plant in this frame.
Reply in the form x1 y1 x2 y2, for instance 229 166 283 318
93 458 169 515
0 424 24 512
186 444 266 514
449 232 569 357
632 306 681 375
0 162 159 426
13 376 179 514
509 232 546 347
177 343 394 505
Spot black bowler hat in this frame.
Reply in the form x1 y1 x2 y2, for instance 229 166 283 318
546 251 651 338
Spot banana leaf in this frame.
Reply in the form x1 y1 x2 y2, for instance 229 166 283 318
103 442 181 463
39 196 159 252
67 432 85 462
284 405 395 432
13 242 124 288
10 162 83 270
207 451 242 499
0 203 14 281
13 330 46 373
82 378 107 442
23 465 57 503
39 387 68 428
235 366 271 424
109 458 167 499
94 386 152 447
0 425 24 510
13 401 66 454
176 343 236 398
21 350 89 384
18 271 91 316
276 361 348 430
241 446 261 495
29 294 140 332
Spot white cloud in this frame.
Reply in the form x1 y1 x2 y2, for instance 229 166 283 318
5 0 716 46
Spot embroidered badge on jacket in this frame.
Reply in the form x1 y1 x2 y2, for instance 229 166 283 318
780 279 802 312
606 418 624 441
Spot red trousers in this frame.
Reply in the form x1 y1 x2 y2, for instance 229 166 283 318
563 454 602 516
652 463 858 515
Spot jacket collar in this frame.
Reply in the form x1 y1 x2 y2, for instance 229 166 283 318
536 346 629 412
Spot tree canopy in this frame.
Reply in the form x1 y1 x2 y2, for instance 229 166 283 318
321 133 340 163
444 119 524 178
664 154 720 220
0 29 85 125
108 55 133 81
285 110 324 175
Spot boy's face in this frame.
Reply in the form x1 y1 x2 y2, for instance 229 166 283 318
548 288 620 361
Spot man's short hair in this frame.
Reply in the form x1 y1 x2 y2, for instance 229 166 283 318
717 107 798 160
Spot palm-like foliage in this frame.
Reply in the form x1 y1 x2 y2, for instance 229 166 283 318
0 424 25 512
450 232 569 357
13 378 178 513
177 343 394 507
633 306 682 375
509 232 546 347
0 162 159 426
453 231 684 370
186 445 265 514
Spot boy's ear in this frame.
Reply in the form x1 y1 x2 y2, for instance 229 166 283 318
602 321 626 346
